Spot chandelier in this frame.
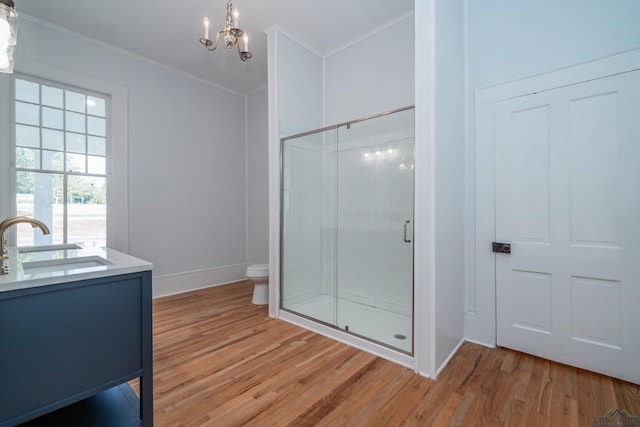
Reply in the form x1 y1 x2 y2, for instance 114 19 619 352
199 0 252 61
0 0 17 73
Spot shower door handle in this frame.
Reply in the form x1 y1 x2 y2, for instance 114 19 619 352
403 220 412 243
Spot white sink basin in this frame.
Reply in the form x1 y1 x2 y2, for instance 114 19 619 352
22 256 112 274
18 244 83 253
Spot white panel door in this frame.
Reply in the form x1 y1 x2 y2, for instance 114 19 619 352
495 70 640 384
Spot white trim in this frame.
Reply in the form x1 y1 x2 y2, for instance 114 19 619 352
413 0 436 379
321 56 326 126
245 83 267 97
324 11 415 59
466 101 497 346
469 47 640 347
462 0 475 315
475 48 640 106
463 337 496 350
263 25 323 58
20 13 247 97
10 55 130 253
152 264 248 298
426 0 438 381
244 96 249 264
0 76 11 222
436 338 465 377
266 27 280 318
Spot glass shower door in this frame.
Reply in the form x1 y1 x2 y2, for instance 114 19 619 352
280 107 415 354
335 109 414 352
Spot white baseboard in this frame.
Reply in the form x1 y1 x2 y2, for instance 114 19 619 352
464 311 496 348
463 337 496 349
152 263 249 298
435 338 466 378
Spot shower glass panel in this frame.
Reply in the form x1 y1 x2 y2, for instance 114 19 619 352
281 128 338 326
281 107 414 354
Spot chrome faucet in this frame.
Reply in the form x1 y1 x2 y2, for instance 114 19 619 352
0 216 51 274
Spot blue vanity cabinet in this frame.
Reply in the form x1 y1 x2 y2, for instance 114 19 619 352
0 271 153 426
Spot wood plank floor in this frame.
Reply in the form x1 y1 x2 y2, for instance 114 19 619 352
136 281 640 426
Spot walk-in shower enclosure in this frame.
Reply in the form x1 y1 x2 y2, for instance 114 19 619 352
280 107 415 353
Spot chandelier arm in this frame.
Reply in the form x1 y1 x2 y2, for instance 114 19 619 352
237 43 252 61
236 40 242 58
212 31 226 51
199 30 223 52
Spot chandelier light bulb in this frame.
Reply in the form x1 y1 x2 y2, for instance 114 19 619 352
203 15 210 40
243 35 248 52
232 8 238 28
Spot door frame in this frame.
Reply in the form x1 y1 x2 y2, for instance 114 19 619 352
466 48 640 346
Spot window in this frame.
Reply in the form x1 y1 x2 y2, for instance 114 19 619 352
13 76 109 248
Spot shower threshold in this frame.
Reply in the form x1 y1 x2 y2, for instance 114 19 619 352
286 295 412 354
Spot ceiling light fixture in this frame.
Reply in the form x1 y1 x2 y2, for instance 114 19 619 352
199 0 251 61
0 0 17 74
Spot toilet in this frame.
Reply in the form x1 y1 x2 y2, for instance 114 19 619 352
246 263 269 305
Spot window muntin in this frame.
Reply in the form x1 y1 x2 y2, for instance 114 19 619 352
14 76 109 248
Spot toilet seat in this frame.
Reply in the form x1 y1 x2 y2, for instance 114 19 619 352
246 263 269 277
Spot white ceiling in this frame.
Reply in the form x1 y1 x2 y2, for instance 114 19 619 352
17 0 415 95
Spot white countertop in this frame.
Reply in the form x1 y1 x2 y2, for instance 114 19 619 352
0 245 153 293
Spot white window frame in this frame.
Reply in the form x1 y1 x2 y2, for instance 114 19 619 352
13 73 111 247
0 58 129 252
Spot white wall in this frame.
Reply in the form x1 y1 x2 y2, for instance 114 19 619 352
324 15 415 125
276 32 324 137
413 0 434 378
267 28 323 315
432 0 466 373
414 0 467 378
464 0 640 344
246 87 269 264
468 0 640 90
1 18 249 297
